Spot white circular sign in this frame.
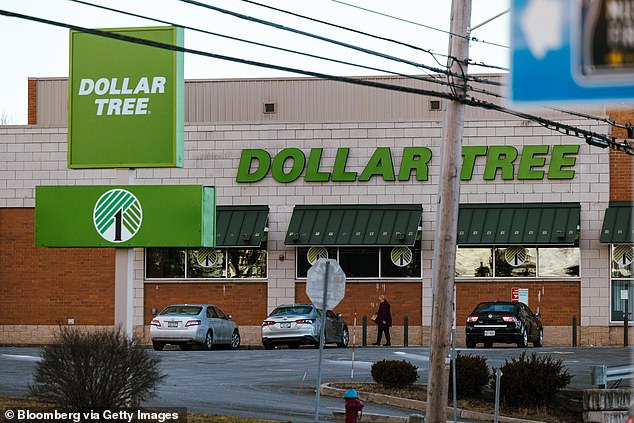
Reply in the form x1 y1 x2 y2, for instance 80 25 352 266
613 245 634 267
390 246 413 267
93 188 142 243
306 258 346 310
505 247 527 267
197 248 218 268
307 247 329 265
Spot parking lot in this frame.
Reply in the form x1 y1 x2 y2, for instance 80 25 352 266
0 345 631 422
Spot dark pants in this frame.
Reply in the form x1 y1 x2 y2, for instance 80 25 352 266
376 326 391 344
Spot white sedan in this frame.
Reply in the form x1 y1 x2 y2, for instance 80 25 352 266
150 304 240 351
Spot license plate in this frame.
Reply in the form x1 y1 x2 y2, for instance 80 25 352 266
167 322 178 328
280 322 291 328
484 330 495 337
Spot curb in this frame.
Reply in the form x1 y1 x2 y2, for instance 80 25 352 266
321 383 547 423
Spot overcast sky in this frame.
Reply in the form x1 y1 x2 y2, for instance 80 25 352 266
0 0 510 124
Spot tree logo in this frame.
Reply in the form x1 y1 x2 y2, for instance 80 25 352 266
505 246 527 267
391 246 412 267
93 189 142 243
307 247 329 265
613 245 634 267
197 248 219 268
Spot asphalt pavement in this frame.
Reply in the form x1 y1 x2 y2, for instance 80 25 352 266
0 345 631 422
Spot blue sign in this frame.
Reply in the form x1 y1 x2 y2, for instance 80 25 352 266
511 0 634 104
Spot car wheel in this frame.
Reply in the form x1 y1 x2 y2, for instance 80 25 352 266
337 326 349 348
204 330 214 350
179 344 192 351
152 341 165 351
483 341 493 348
533 328 543 347
465 338 476 348
263 341 275 350
517 327 528 348
230 330 241 350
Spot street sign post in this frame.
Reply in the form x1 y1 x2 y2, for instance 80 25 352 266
306 258 346 422
511 0 634 103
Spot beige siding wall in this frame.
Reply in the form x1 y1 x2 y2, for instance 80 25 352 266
35 75 605 125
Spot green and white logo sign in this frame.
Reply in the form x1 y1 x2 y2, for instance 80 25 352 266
69 26 184 168
93 188 143 243
505 247 527 267
36 185 215 247
391 246 412 267
307 247 329 265
613 245 634 267
197 248 219 268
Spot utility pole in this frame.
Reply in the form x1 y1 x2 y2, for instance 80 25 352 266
426 1 471 422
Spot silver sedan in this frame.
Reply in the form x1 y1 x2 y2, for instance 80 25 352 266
261 303 349 349
150 304 240 351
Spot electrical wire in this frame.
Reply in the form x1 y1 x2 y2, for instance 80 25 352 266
241 0 510 73
66 0 502 98
0 8 630 154
175 0 504 87
550 107 633 132
328 0 510 49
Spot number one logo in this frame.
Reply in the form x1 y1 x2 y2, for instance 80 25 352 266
614 245 634 267
505 247 527 267
391 246 412 267
93 189 143 243
197 248 218 268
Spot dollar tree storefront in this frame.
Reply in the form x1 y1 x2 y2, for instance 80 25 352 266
0 74 632 346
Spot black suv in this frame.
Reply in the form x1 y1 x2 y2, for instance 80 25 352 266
465 301 543 348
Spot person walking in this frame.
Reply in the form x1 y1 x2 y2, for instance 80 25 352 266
372 294 392 346
343 388 363 423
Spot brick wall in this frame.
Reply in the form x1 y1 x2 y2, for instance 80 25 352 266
143 282 267 326
456 281 580 326
0 208 115 325
608 108 634 201
27 79 36 125
295 281 422 326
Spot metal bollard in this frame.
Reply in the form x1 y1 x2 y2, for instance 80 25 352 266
572 315 577 347
494 368 503 423
624 300 629 347
362 316 367 347
404 315 409 347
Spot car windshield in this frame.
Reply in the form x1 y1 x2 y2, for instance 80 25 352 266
474 304 516 314
269 306 313 316
160 306 202 316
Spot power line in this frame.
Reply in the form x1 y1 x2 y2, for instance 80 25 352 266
175 0 503 87
67 0 501 98
550 107 633 135
1 8 631 155
241 0 509 73
328 0 509 49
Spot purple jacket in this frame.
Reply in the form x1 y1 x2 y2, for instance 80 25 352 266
377 301 392 328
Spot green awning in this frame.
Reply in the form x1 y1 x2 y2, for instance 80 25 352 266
601 202 634 244
457 203 580 245
216 206 268 247
285 205 422 246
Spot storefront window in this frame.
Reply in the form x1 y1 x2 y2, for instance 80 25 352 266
296 247 338 278
380 244 422 278
146 248 185 279
145 244 267 280
611 244 634 322
187 249 226 278
339 248 379 278
494 247 537 277
227 248 267 278
296 243 422 279
539 248 580 277
455 248 493 277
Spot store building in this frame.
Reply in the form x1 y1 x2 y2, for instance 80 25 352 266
0 74 632 346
